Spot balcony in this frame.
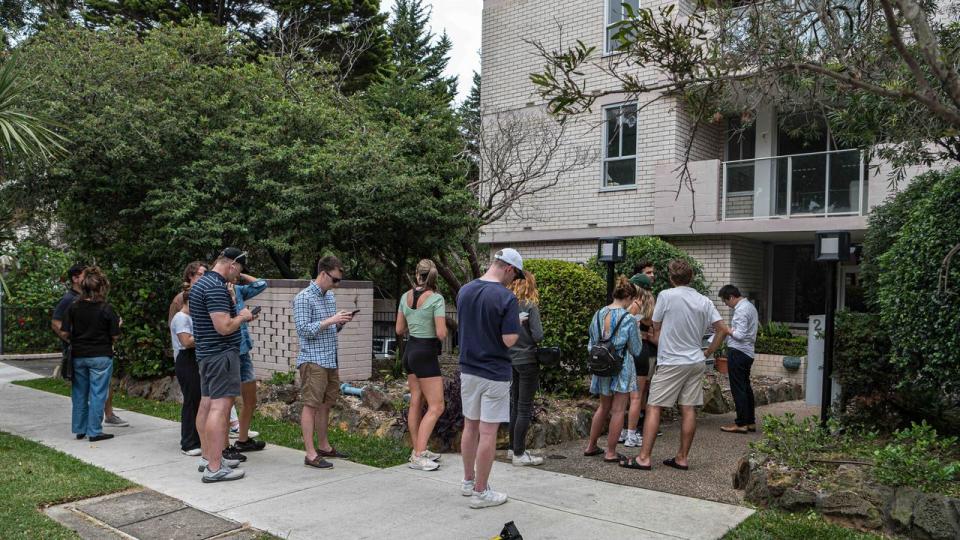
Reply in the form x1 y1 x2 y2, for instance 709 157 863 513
721 149 865 220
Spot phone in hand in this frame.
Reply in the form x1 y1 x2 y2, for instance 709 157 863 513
250 305 262 316
350 309 361 316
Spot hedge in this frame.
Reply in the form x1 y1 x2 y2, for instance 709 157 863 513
755 336 807 356
524 259 606 395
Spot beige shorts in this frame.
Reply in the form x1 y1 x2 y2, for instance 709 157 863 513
460 373 510 423
647 363 705 407
299 363 340 408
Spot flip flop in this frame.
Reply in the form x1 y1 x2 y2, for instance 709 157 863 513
583 448 603 457
663 457 689 471
619 455 652 470
604 452 626 463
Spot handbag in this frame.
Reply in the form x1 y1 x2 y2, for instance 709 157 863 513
535 346 561 367
61 345 74 381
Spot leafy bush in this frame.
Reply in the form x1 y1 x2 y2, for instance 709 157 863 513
759 322 792 339
875 168 960 417
524 259 606 395
872 422 960 494
400 373 464 451
109 267 175 379
587 236 709 295
833 311 894 400
267 370 296 386
753 321 806 356
1 241 74 353
751 413 829 469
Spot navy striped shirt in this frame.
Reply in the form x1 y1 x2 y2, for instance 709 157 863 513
188 270 240 359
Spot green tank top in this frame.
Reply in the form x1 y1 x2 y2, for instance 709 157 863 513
399 290 446 339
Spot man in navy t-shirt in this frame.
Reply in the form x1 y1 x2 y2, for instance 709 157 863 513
457 248 523 509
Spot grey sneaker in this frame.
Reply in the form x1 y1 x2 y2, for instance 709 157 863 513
104 414 129 427
202 465 245 483
198 457 241 473
460 479 475 497
624 433 642 448
422 449 442 461
408 455 440 471
470 486 508 509
512 451 545 467
181 448 202 457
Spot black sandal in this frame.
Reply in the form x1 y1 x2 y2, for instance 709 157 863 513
619 455 652 470
663 457 689 470
583 448 603 457
604 452 626 463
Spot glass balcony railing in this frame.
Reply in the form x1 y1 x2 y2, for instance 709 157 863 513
721 149 865 220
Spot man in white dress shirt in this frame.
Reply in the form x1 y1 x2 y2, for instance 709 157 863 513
718 285 759 434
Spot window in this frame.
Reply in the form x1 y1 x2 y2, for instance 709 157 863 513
603 103 637 187
605 0 640 53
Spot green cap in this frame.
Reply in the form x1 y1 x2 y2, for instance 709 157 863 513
629 273 653 290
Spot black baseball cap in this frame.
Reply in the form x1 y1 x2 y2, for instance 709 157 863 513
220 247 247 265
66 264 85 279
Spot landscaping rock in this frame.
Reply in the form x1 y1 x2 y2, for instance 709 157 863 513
744 467 770 503
779 488 818 511
766 470 800 497
361 386 387 411
912 493 960 540
818 490 882 529
702 380 728 414
258 402 288 422
890 487 920 529
732 455 752 490
833 464 866 488
258 383 299 405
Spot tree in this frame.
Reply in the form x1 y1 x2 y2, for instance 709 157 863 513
530 0 960 183
385 0 457 103
0 54 66 170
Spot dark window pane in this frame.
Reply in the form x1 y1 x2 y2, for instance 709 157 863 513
771 245 826 323
606 108 620 158
827 150 860 214
605 158 636 186
621 105 637 157
726 118 756 161
791 154 826 214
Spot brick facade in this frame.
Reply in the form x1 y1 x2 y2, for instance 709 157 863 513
246 279 373 382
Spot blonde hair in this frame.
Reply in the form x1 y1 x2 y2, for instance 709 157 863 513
635 288 654 319
508 272 539 306
415 259 438 290
612 275 640 301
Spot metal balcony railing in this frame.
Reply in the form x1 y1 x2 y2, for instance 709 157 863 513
721 149 865 220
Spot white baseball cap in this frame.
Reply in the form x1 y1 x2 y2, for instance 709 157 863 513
494 248 525 280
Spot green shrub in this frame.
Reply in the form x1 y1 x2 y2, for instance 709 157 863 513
759 321 792 339
110 267 176 379
751 413 828 469
1 240 74 353
834 311 894 400
587 236 709 295
267 370 296 386
872 422 960 494
525 259 606 395
754 336 806 356
875 167 960 422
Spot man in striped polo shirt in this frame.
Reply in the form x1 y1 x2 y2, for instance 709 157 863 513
189 248 257 483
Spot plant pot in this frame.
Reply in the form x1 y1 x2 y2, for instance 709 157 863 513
714 357 728 374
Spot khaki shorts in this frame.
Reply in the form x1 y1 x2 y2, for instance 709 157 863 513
299 363 340 408
647 363 705 407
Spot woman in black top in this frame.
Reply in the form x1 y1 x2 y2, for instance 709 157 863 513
63 267 121 442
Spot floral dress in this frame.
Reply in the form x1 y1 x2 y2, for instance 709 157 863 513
587 307 642 396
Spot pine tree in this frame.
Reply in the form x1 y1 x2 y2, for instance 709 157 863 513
459 71 481 182
385 0 457 104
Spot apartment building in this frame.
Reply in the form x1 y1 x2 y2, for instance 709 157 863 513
479 0 906 324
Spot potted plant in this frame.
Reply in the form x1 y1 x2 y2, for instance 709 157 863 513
714 344 728 374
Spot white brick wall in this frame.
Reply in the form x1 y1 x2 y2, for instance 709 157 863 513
246 280 373 382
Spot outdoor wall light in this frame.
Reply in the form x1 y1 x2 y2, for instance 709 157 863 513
597 237 626 263
815 231 850 262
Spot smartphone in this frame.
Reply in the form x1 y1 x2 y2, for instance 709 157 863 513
250 305 262 316
350 309 361 316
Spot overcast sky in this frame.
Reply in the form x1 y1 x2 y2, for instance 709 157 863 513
383 0 483 102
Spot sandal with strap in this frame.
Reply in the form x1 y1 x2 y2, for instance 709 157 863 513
619 455 652 470
583 448 603 457
663 457 689 470
604 452 626 463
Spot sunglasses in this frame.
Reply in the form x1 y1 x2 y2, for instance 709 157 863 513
324 271 342 284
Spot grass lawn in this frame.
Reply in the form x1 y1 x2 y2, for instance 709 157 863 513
0 430 134 539
725 509 887 539
14 377 412 469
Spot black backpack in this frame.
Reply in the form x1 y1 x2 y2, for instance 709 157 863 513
588 310 627 377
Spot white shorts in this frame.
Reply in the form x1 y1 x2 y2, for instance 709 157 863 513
460 373 510 424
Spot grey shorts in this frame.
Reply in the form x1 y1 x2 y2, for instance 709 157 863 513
198 349 241 399
461 373 510 423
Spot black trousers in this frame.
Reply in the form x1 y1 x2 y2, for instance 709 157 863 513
174 348 201 451
727 348 756 426
509 363 540 455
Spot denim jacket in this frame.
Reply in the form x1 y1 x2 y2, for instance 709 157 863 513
235 280 267 355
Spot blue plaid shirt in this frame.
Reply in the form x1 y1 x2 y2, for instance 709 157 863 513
294 282 339 369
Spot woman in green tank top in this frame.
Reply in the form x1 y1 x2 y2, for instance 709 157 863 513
396 259 448 471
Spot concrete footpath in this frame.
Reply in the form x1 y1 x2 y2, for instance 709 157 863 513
0 363 753 540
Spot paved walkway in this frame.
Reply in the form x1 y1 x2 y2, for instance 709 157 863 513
0 363 753 540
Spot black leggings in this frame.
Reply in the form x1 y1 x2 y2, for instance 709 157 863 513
403 337 442 378
174 348 201 451
509 363 540 455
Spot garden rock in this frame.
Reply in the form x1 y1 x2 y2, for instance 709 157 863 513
912 493 960 540
818 490 882 529
833 464 866 488
890 488 920 529
778 488 818 511
766 470 800 497
732 455 754 490
744 466 770 502
361 386 388 411
258 383 299 405
701 380 728 414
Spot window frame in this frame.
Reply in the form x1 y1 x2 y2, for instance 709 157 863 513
604 0 640 54
601 101 638 190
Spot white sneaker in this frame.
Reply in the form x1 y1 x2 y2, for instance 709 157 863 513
512 451 545 467
229 427 259 439
202 465 245 483
422 450 441 461
181 448 202 456
408 455 440 471
461 479 475 496
618 429 627 443
470 486 508 509
624 433 642 448
197 457 241 473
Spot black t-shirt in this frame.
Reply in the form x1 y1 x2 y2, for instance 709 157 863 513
63 300 121 358
52 288 79 352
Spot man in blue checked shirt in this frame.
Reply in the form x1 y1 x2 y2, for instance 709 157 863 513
294 255 355 470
